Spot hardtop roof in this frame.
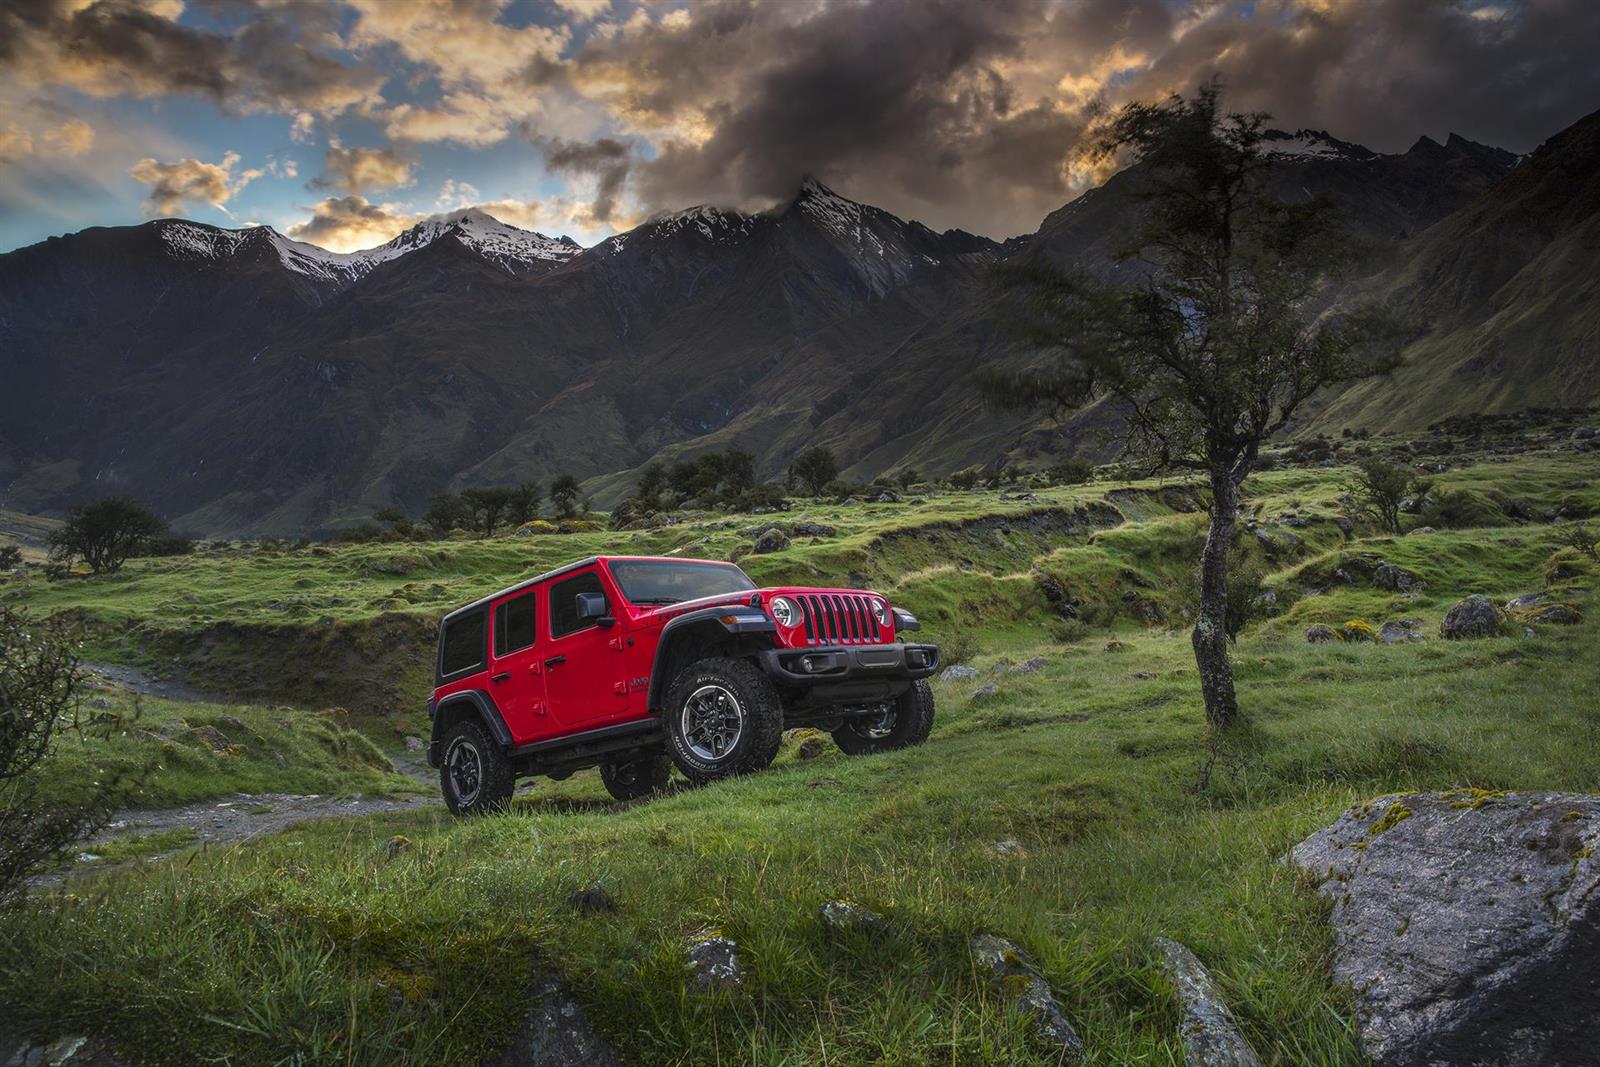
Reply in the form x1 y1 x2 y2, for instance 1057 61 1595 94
439 555 747 623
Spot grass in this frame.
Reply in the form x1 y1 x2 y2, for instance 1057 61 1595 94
0 441 1596 1064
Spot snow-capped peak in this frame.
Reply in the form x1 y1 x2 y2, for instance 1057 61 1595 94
1261 128 1375 162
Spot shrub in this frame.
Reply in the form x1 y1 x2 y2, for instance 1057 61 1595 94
1552 522 1599 559
948 470 980 491
1420 488 1503 529
0 544 20 570
1046 458 1096 486
936 630 979 666
46 496 167 574
1344 457 1429 534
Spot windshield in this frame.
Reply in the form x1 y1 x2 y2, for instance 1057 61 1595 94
607 560 756 606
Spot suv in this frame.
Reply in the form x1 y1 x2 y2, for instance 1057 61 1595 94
427 555 940 814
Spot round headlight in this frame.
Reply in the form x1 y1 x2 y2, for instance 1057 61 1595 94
770 596 802 627
871 598 890 625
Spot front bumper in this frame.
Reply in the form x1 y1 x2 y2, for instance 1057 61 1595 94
759 642 941 686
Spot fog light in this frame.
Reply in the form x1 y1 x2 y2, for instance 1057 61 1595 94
802 656 818 673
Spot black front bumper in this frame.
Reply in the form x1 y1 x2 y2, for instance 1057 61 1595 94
759 642 941 687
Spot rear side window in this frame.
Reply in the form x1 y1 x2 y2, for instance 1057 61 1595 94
439 610 486 678
494 593 537 656
550 571 606 638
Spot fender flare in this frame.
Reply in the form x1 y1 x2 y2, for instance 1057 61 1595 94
646 606 775 711
428 689 512 767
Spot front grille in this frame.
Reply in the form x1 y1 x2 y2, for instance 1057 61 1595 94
799 592 882 645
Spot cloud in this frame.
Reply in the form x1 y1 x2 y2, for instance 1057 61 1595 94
538 136 632 223
285 194 419 252
553 0 611 25
0 116 95 164
129 150 260 216
309 140 416 194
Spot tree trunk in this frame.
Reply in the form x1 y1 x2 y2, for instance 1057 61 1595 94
1192 465 1240 728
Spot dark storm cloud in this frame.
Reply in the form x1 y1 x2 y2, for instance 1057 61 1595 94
538 136 632 223
558 0 1600 237
0 0 380 115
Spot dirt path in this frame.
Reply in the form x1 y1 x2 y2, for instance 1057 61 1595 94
82 661 215 703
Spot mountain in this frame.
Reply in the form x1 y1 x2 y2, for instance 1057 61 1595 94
0 116 1582 537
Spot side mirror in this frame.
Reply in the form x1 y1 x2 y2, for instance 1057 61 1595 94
575 591 614 627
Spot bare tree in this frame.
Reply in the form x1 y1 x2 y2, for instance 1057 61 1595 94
980 83 1397 727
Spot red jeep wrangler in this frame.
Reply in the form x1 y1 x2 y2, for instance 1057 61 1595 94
428 555 940 813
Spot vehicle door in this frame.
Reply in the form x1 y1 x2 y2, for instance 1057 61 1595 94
487 588 553 744
543 566 632 730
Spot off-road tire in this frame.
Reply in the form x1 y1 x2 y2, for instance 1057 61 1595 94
831 678 935 755
599 753 672 801
664 657 784 785
440 719 516 815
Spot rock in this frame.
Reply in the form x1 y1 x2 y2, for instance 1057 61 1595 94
791 522 837 538
1506 592 1546 611
385 835 413 859
1405 526 1435 536
970 683 999 703
566 884 618 916
187 725 233 753
1377 621 1424 644
1372 563 1426 594
940 665 980 682
1305 624 1338 644
969 934 1084 1060
818 900 888 934
1012 656 1048 674
872 489 901 503
796 737 826 760
1153 937 1261 1067
183 593 201 603
1104 640 1128 653
482 975 625 1067
1290 791 1600 1067
751 527 790 554
686 933 742 993
989 839 1027 857
1440 594 1505 639
403 735 424 752
0 1035 126 1066
1528 603 1582 625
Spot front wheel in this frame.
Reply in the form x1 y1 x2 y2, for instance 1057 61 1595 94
831 679 935 755
440 719 516 815
663 657 783 785
600 753 672 801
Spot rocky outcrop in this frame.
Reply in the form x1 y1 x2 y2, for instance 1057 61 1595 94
1305 624 1337 644
751 527 790 554
1439 594 1506 638
1291 791 1600 1066
0 1035 124 1067
686 932 743 993
1372 563 1427 594
1152 938 1260 1067
969 934 1084 1061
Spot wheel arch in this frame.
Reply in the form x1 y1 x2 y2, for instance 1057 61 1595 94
647 611 774 712
429 689 512 767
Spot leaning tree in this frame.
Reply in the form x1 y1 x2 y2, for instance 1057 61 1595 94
980 83 1397 728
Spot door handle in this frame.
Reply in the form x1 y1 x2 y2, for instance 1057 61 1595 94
544 655 566 668
491 672 511 683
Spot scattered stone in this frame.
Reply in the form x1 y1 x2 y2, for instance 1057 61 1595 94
989 839 1027 857
791 522 837 538
969 934 1084 1060
1505 592 1546 611
385 835 413 859
1528 603 1582 625
796 737 826 760
1012 656 1048 674
187 725 233 753
0 1035 124 1066
183 594 201 603
566 884 618 916
1132 671 1156 680
940 665 979 683
403 735 424 753
1377 621 1425 644
1440 594 1506 639
818 900 889 934
1305 624 1337 644
1153 937 1261 1067
1104 640 1128 653
686 932 743 993
1372 563 1427 594
872 489 901 504
1290 791 1600 1067
751 527 790 554
482 974 625 1067
970 683 1000 703
1405 526 1436 536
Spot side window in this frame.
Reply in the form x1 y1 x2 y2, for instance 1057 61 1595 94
550 571 606 639
439 609 486 678
494 593 537 656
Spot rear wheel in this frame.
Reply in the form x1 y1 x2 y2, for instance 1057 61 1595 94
440 719 516 815
664 657 783 785
600 753 672 801
831 679 935 755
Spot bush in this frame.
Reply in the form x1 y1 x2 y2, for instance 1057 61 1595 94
1552 522 1598 560
1046 458 1096 486
948 470 980 491
142 535 196 557
935 630 979 666
0 544 20 570
0 607 136 909
1344 457 1428 534
1337 619 1376 642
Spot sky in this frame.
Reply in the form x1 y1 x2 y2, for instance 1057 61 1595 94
2 0 1598 254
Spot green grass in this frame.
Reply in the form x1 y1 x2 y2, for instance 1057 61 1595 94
1 444 1596 1064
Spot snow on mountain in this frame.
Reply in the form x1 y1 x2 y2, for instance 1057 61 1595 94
638 204 758 244
1261 128 1376 161
152 210 581 285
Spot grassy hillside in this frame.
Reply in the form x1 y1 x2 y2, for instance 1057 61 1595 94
0 436 1596 1064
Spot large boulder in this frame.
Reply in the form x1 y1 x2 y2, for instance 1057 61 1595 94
1372 563 1427 594
751 527 790 554
1291 791 1600 1067
1439 594 1505 639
